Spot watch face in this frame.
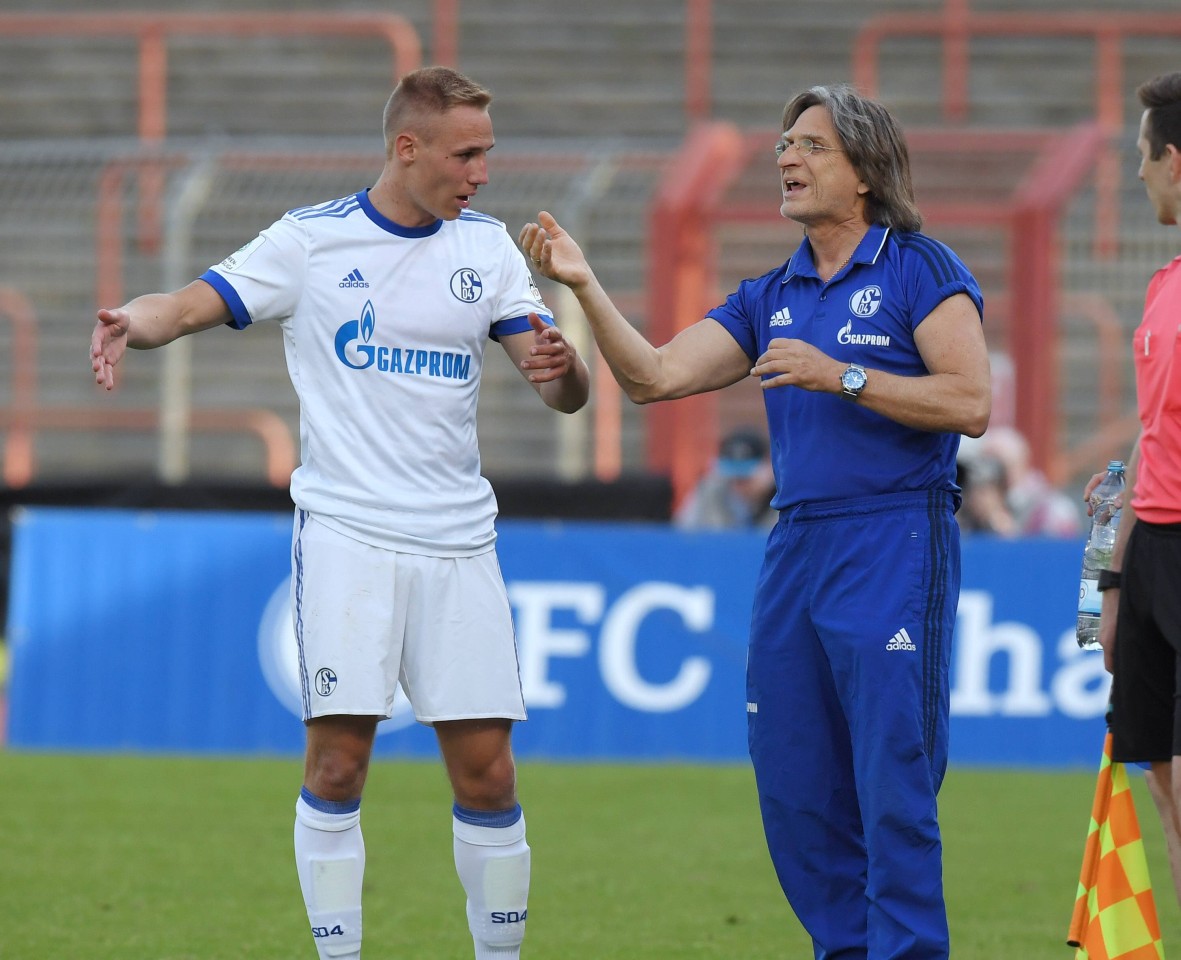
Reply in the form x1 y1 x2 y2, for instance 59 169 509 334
842 366 867 393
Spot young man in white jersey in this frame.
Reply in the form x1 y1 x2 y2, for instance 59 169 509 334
90 66 590 960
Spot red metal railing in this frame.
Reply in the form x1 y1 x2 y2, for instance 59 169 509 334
0 406 297 488
432 0 459 67
0 13 422 488
645 122 749 501
1005 124 1107 475
853 1 1181 134
430 0 714 121
0 12 421 147
0 284 296 487
990 291 1128 485
683 0 713 121
0 3 709 124
0 287 38 487
852 2 1181 263
0 12 421 255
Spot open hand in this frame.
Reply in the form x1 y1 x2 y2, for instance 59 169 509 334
519 211 593 289
91 307 131 391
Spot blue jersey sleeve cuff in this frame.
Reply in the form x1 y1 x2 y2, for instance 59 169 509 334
490 313 551 341
940 280 984 319
199 269 253 330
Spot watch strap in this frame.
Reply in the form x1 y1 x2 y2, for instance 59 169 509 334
1097 569 1122 592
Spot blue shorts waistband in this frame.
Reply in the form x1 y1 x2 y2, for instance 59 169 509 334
779 489 955 523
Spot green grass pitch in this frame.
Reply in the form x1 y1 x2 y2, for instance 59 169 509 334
1 751 1177 959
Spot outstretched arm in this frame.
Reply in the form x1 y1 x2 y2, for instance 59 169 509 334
90 280 232 391
519 211 749 403
499 313 590 414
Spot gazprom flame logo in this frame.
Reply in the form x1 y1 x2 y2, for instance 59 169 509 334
334 300 377 370
331 298 473 381
837 318 891 348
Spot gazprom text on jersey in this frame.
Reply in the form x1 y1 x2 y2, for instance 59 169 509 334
333 310 474 380
366 346 472 379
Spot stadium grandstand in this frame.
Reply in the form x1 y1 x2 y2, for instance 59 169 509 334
0 0 1178 514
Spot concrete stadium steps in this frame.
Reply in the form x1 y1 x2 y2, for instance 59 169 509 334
161 39 396 139
455 0 690 139
0 40 140 138
1 0 1178 142
972 0 1176 8
2 0 1181 488
710 1 910 129
9 45 390 140
856 23 1181 135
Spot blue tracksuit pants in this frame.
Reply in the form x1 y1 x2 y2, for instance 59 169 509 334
746 490 959 960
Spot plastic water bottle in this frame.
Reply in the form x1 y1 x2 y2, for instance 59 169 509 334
1076 460 1126 650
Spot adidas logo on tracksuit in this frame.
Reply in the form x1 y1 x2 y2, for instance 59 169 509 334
769 308 793 327
339 268 370 288
886 627 917 651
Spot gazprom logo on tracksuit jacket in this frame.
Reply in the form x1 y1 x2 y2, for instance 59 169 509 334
334 300 472 380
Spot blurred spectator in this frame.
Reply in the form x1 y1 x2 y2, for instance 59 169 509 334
956 449 1019 536
676 428 777 530
981 425 1082 536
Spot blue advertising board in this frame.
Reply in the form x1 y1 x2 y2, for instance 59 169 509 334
5 507 1109 765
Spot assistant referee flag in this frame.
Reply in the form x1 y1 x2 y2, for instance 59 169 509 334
1067 731 1164 959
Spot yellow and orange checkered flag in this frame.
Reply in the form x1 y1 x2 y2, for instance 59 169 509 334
1067 731 1165 959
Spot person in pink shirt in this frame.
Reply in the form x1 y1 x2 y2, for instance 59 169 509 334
1086 70 1181 907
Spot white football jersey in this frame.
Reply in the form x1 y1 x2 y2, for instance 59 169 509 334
200 189 552 556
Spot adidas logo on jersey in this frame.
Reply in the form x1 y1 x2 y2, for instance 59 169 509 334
339 268 370 288
769 308 793 327
886 627 917 652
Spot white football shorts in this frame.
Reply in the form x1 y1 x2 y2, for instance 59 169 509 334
290 512 526 724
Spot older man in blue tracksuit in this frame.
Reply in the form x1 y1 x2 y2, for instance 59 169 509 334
522 82 990 959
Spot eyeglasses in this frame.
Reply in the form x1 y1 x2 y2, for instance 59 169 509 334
774 136 842 159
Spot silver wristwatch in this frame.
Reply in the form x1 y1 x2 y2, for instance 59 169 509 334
840 363 867 401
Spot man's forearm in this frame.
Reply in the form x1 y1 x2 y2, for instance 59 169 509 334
539 355 591 413
121 293 192 349
569 273 666 404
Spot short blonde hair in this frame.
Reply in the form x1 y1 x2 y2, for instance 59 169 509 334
382 66 492 155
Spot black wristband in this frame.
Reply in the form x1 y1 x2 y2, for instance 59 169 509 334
1097 569 1122 592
